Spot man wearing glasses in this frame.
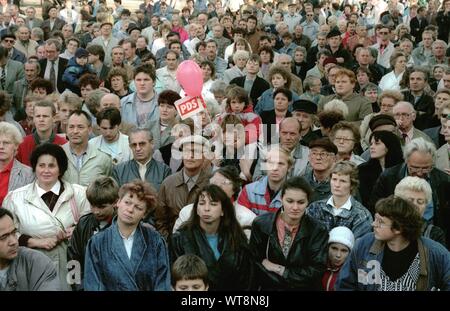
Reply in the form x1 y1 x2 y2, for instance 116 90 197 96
392 101 434 145
0 33 26 63
370 25 394 69
371 138 450 244
303 138 337 203
336 196 450 291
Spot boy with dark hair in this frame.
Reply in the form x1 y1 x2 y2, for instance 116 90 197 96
67 176 119 290
171 254 209 291
337 195 450 291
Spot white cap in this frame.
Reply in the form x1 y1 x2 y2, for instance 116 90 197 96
328 226 355 251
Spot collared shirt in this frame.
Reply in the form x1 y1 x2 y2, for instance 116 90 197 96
137 159 152 181
70 146 87 171
0 159 14 205
36 179 61 198
44 58 59 83
244 77 255 94
183 170 199 192
119 228 136 259
326 196 352 216
276 213 299 251
400 127 414 144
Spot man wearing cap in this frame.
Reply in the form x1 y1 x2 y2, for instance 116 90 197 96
292 99 322 147
41 6 65 40
326 28 354 69
90 22 120 66
303 138 337 202
155 135 211 238
1 33 26 63
284 1 301 33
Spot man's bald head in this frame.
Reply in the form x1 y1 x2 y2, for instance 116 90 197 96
100 93 121 111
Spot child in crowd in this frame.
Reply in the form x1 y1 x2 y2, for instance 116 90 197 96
322 226 355 291
67 176 119 291
172 254 209 291
63 48 93 96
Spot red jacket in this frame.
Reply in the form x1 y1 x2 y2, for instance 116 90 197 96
322 264 343 291
16 133 67 166
216 104 262 144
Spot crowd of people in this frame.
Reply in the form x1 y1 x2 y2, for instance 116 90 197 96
0 0 449 291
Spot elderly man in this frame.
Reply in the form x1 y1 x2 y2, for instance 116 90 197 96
155 50 181 93
370 138 450 238
38 39 68 94
1 34 26 63
41 6 65 40
436 117 450 174
0 45 24 95
155 135 211 238
0 122 34 206
12 61 39 116
112 128 171 190
428 40 450 67
370 25 395 69
14 26 38 59
62 110 113 186
254 117 310 180
89 22 119 66
276 53 303 95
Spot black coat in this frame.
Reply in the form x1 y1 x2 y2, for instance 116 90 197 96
402 91 435 130
39 57 68 94
370 163 450 246
358 159 383 210
436 11 450 42
67 213 113 290
169 226 254 291
260 109 292 145
229 76 270 107
410 16 428 44
249 211 328 290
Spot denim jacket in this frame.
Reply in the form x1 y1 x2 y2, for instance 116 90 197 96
336 233 450 291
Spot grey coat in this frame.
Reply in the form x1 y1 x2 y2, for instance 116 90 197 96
112 158 171 191
8 159 34 192
1 247 61 291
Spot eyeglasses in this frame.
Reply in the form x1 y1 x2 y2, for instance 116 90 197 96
310 151 333 159
3 39 15 43
394 112 413 119
379 32 389 35
408 165 432 174
333 137 355 143
373 215 392 228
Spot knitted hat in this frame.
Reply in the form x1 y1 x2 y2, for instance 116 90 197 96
328 226 355 251
75 48 89 59
323 57 337 67
368 114 397 131
293 99 317 114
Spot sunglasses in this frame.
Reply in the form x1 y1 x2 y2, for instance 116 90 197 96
3 39 15 43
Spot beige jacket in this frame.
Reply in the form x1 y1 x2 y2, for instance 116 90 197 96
435 144 449 173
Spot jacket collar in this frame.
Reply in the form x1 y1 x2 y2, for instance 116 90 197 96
174 166 211 187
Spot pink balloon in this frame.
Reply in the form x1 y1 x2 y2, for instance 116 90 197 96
176 60 203 97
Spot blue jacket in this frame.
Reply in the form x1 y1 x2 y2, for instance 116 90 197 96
62 57 92 95
255 88 300 115
120 92 160 127
336 233 450 291
83 218 171 291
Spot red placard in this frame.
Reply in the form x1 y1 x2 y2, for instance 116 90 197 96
174 96 206 120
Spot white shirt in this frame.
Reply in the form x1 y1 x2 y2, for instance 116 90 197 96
379 70 404 91
44 58 59 84
326 196 352 216
119 228 136 259
138 159 152 181
36 180 61 198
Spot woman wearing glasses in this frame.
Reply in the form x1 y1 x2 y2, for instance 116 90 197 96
307 161 373 239
329 121 365 165
336 195 450 291
249 176 329 290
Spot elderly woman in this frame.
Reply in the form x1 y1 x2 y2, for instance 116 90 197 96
395 176 447 247
4 144 90 290
292 46 308 81
249 176 329 290
307 161 373 239
255 65 300 115
299 76 323 105
329 121 365 165
379 51 407 91
223 50 250 84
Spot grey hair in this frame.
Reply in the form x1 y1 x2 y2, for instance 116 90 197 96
275 22 288 33
403 137 436 163
393 101 415 113
324 99 349 118
128 127 153 143
210 80 228 95
432 39 448 50
395 176 433 205
294 46 307 59
31 27 44 40
303 76 321 91
0 121 23 146
232 50 250 64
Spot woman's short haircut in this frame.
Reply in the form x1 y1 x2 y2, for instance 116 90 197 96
79 73 100 89
330 121 361 143
107 67 129 87
211 166 243 200
395 176 433 206
324 99 349 118
331 161 359 194
273 87 293 102
30 78 54 94
0 121 23 146
86 176 119 207
268 65 291 89
158 90 181 106
86 44 105 62
379 90 404 104
294 46 307 59
118 180 157 214
318 110 345 130
389 51 406 69
200 60 216 80
258 46 274 63
375 195 423 242
96 107 121 127
226 86 249 107
303 76 321 92
232 50 250 64
30 143 68 177
281 176 313 202
403 137 436 164
171 254 209 287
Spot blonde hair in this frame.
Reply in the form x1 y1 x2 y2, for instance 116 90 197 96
324 99 349 118
0 122 23 146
